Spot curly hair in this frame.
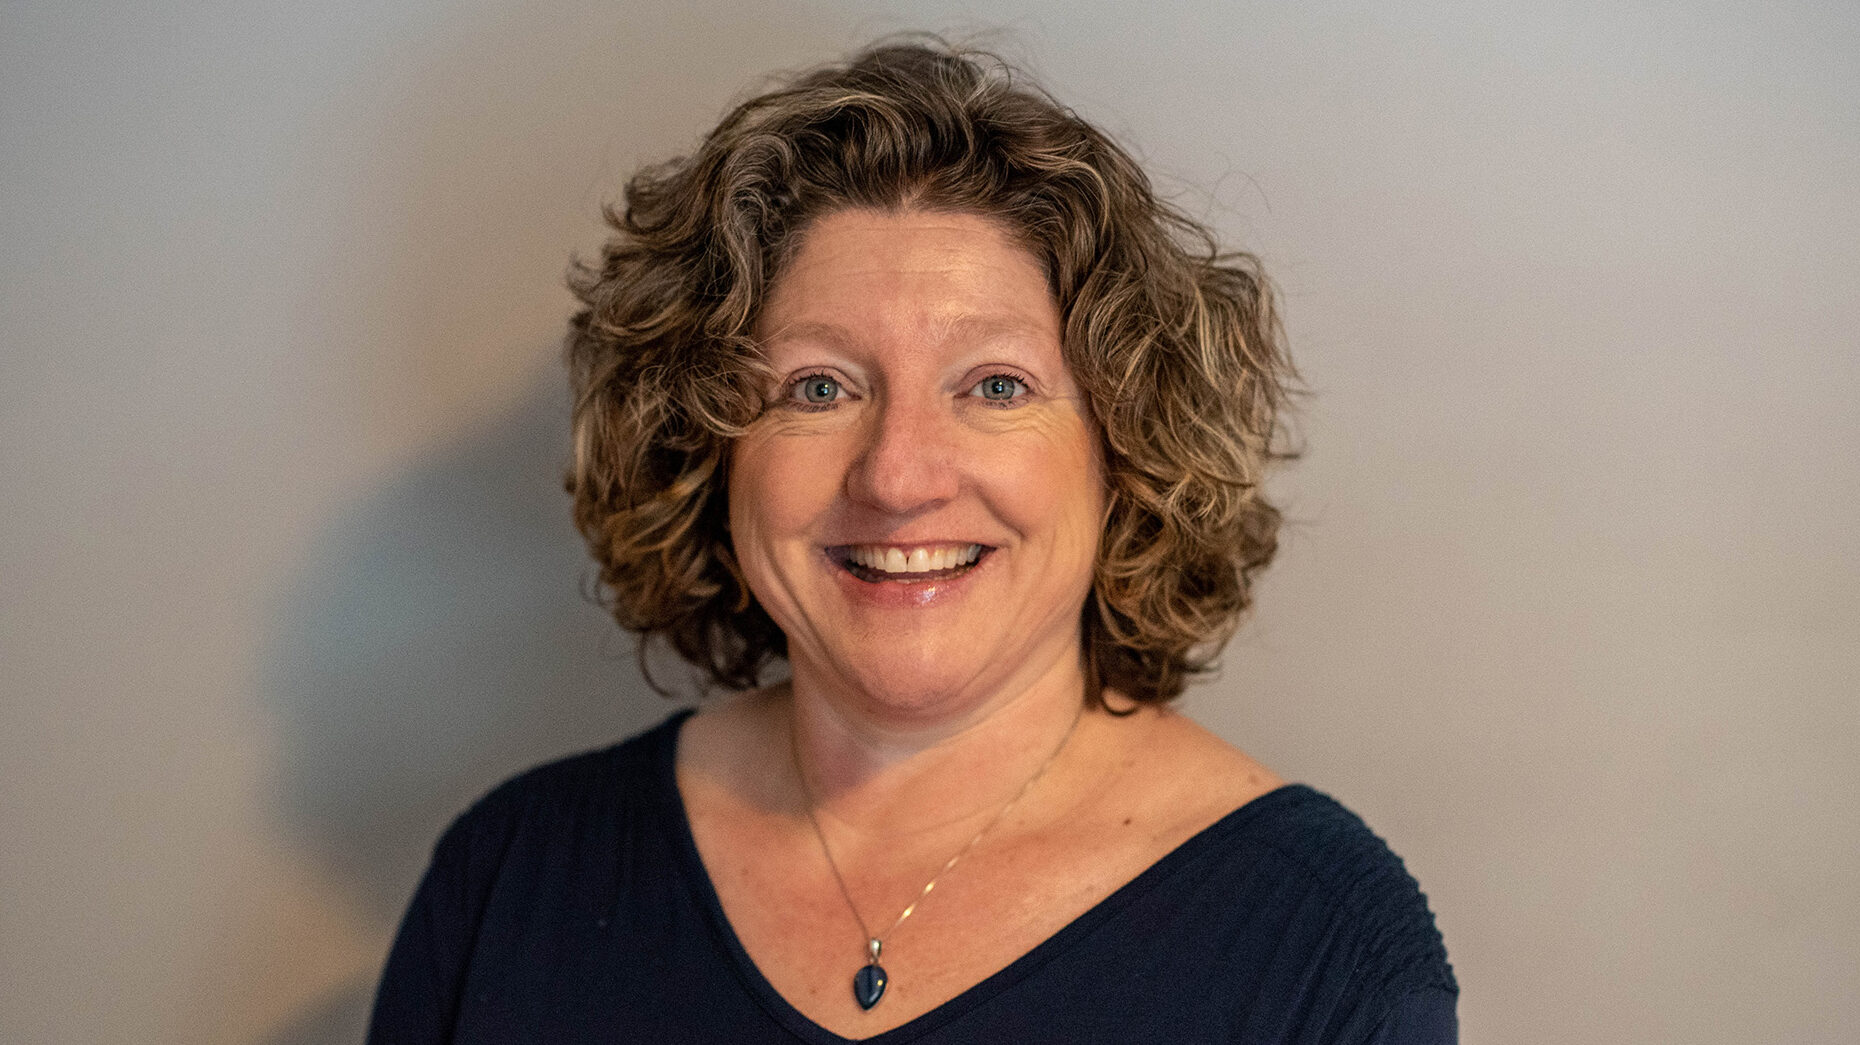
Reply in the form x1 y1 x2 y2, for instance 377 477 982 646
566 39 1296 706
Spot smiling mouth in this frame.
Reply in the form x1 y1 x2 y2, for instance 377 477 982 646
828 543 991 583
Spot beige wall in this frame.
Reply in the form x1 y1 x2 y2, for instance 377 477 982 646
3 1 1855 1042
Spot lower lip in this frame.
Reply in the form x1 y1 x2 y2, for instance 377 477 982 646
827 550 991 608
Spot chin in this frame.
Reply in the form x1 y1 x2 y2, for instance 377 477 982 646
818 649 1002 721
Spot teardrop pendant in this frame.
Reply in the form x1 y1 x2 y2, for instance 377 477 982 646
853 938 887 1010
853 962 888 1010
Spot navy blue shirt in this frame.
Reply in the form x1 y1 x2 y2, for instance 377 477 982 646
369 711 1456 1043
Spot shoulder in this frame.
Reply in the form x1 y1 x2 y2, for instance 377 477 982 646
370 712 701 1036
1107 707 1455 1031
1238 786 1443 920
432 709 691 862
1115 707 1443 960
1217 784 1458 1007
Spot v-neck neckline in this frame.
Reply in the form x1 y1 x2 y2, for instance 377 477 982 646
653 708 1308 1044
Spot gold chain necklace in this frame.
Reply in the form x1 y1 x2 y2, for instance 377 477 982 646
789 701 1084 1011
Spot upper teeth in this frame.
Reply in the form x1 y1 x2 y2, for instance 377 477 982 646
847 544 984 574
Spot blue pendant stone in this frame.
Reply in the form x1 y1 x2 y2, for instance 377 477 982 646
853 963 888 1009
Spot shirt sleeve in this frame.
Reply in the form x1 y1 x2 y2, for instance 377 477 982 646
1363 987 1459 1045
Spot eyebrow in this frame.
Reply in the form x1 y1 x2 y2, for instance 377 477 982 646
760 313 1055 350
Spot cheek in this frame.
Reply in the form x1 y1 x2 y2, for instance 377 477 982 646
727 434 839 568
991 416 1106 554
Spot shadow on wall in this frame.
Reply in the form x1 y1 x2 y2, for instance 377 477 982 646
260 992 375 1045
260 371 675 1044
266 370 667 924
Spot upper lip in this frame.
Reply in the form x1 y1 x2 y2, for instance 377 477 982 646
825 540 990 550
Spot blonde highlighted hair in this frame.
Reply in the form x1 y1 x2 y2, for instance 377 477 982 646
566 39 1296 705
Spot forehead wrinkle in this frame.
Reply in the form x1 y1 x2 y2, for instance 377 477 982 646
763 312 1052 358
929 310 1056 348
758 318 862 353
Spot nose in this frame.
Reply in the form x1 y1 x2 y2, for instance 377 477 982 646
844 392 961 514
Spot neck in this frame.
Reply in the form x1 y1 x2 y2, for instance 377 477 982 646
785 645 1089 836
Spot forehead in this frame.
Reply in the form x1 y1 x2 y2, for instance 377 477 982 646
757 209 1060 350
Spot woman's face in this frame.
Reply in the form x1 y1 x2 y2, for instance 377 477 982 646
729 208 1104 720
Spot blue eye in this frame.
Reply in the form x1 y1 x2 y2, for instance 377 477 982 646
972 374 1027 402
793 375 842 404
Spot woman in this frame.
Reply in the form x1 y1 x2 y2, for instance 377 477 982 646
369 41 1455 1044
